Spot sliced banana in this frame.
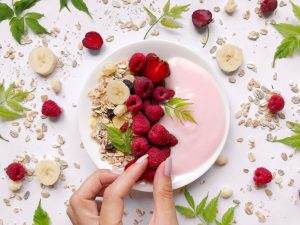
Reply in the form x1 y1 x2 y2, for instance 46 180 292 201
114 105 127 117
35 160 60 186
225 0 237 14
216 44 243 73
103 62 116 76
29 47 57 77
106 80 130 105
112 116 128 128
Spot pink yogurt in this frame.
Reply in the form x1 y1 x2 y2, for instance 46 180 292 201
161 57 226 176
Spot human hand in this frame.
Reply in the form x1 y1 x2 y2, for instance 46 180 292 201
67 154 178 225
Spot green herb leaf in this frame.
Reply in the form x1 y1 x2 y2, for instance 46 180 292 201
184 187 195 210
11 89 33 102
13 0 40 16
9 17 25 44
70 0 92 18
0 3 14 22
276 135 300 151
168 4 190 19
202 194 220 223
105 125 132 154
175 205 195 218
221 207 235 225
164 106 172 119
60 0 70 11
168 97 187 105
25 12 44 19
0 134 9 142
0 81 4 103
216 220 222 225
160 17 181 28
6 100 30 112
25 17 49 34
33 200 50 225
290 122 300 130
195 194 208 216
274 23 300 37
163 0 171 14
291 1 300 21
5 83 16 99
143 6 157 25
273 36 300 67
0 106 24 120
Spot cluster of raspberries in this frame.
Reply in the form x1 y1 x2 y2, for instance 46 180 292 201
123 53 178 183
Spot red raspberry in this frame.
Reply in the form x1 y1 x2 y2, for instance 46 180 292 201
132 113 151 135
6 162 26 181
132 137 149 157
148 147 167 169
129 53 146 74
120 121 129 133
144 56 170 83
124 159 137 170
126 95 143 114
148 124 170 146
155 80 166 88
268 94 285 113
42 100 62 117
133 77 154 99
82 31 103 50
253 167 273 185
168 134 178 147
192 10 213 29
153 86 169 103
167 89 175 99
141 168 156 183
145 105 164 123
146 53 157 63
260 0 277 14
161 147 171 158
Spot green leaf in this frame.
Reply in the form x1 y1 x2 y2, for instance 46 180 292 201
176 102 193 109
0 134 9 142
195 194 208 216
11 89 33 102
25 17 49 34
168 97 187 105
9 17 25 44
175 205 195 218
0 3 14 22
124 128 132 153
143 6 157 25
6 100 29 112
5 83 15 99
0 81 4 103
25 12 44 19
216 220 223 225
289 122 300 130
104 125 132 154
202 194 220 223
70 0 92 18
174 108 182 122
163 0 171 14
168 4 190 19
13 0 40 16
33 200 50 225
184 188 195 210
164 106 172 119
0 106 24 120
276 135 300 151
291 1 300 21
221 206 236 225
273 36 300 67
60 0 70 11
274 23 300 37
182 110 197 124
160 17 181 28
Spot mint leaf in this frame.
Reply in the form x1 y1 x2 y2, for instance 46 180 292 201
0 3 14 22
13 0 40 16
184 187 195 210
0 134 9 142
276 135 300 151
71 0 92 18
9 17 25 43
221 207 235 225
195 194 208 216
6 100 30 112
143 6 157 25
163 0 171 14
274 23 300 37
168 4 190 19
60 0 70 11
25 12 44 19
5 83 16 99
33 200 50 225
202 194 220 223
291 1 300 21
160 17 181 28
25 17 49 34
273 36 300 67
11 89 33 102
104 125 132 154
0 106 24 120
289 122 300 130
175 205 195 218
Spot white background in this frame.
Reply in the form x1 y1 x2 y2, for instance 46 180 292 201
0 0 300 224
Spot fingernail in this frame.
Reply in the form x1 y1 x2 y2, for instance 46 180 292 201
110 169 123 175
164 157 172 177
135 154 148 164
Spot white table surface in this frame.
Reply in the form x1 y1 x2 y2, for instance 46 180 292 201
0 0 299 224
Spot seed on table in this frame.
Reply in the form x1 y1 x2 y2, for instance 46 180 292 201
215 154 228 166
221 186 233 199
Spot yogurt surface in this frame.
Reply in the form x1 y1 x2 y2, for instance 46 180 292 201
161 57 226 175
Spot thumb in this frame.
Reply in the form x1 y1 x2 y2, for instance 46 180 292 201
152 157 178 225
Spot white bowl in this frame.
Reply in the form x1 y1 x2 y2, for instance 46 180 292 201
78 40 230 192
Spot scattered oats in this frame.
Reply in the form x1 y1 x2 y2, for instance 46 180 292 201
41 123 47 132
245 201 253 215
51 79 62 94
75 22 81 31
273 72 278 80
291 85 299 93
41 191 50 198
136 208 145 217
106 35 114 42
214 6 221 12
216 37 225 45
288 178 295 186
248 152 256 162
25 135 30 142
73 162 80 169
291 96 300 104
112 0 121 8
80 142 85 149
18 52 24 57
255 211 266 223
215 154 228 166
41 95 48 102
24 191 30 200
36 132 44 140
210 46 217 54
57 135 65 145
243 168 249 173
233 199 240 205
238 69 245 77
279 1 287 7
247 64 257 72
78 42 83 50
72 60 78 68
3 198 11 206
243 10 251 20
237 137 244 143
281 152 288 161
139 20 146 28
10 130 19 138
102 0 108 4
221 186 233 199
278 169 285 176
265 188 273 197
151 30 159 36
229 77 236 84
248 31 260 41
21 35 32 45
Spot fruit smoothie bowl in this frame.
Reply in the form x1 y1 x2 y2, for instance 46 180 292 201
78 40 230 192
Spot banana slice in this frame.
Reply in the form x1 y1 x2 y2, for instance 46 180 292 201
225 0 237 14
106 80 130 105
35 160 60 186
216 44 243 73
29 47 57 77
112 116 128 128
